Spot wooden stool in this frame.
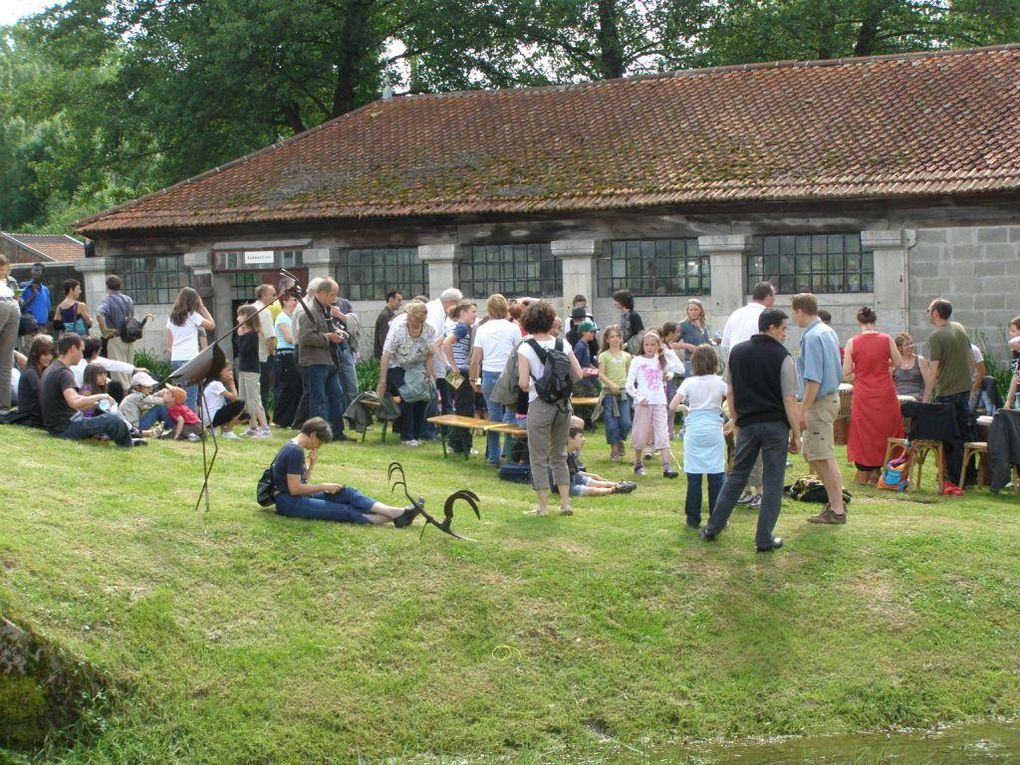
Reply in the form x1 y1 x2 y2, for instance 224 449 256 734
960 441 988 487
883 437 945 492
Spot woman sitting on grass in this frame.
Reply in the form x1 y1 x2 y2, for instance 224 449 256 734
270 417 421 526
11 335 54 427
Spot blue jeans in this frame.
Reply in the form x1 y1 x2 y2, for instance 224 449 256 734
602 393 632 446
63 412 133 447
704 420 789 548
139 405 169 430
338 343 359 413
274 486 377 523
685 472 724 526
305 364 345 437
170 359 199 413
481 370 515 464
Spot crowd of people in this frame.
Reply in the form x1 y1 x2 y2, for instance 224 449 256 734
1 250 1016 544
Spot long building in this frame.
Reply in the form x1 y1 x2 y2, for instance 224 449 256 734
74 44 1020 352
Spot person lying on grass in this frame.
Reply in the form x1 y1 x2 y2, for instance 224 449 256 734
551 428 637 502
270 416 421 527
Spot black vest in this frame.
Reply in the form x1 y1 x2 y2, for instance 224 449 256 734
729 334 790 428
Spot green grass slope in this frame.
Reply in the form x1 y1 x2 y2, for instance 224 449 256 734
1 425 1018 763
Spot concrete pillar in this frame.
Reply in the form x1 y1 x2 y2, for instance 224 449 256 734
862 229 911 335
302 247 333 281
76 256 116 312
698 234 752 322
551 239 597 317
418 244 458 296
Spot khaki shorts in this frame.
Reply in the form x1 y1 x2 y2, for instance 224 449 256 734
802 393 839 462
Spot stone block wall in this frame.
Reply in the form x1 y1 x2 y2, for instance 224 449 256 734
908 226 1020 360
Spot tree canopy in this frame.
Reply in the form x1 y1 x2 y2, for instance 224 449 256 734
1 0 1017 234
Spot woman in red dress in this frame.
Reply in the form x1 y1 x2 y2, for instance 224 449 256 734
843 306 904 484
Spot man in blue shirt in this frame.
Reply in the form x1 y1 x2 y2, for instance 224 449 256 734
792 293 847 524
20 262 50 329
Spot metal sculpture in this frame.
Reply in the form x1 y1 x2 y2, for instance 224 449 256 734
387 461 481 540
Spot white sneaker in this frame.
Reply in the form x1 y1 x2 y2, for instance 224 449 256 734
186 433 201 442
402 439 420 447
241 427 259 438
748 493 763 509
254 427 271 439
736 490 755 505
220 430 239 440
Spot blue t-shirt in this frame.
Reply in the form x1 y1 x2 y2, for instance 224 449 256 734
20 281 51 324
272 442 306 495
450 322 471 371
573 338 593 369
798 318 842 397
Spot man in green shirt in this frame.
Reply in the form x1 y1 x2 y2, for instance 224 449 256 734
923 298 975 494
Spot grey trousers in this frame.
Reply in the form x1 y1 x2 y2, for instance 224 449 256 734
705 420 789 548
526 397 573 491
0 300 19 409
106 336 135 389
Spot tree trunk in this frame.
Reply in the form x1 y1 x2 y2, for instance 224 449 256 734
596 0 626 79
854 2 884 56
332 0 375 116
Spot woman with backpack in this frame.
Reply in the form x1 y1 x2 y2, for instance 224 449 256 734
517 300 584 516
612 289 644 354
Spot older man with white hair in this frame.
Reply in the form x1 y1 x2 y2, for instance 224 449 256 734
296 278 349 441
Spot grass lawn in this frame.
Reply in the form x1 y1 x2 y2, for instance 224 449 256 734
1 423 1019 764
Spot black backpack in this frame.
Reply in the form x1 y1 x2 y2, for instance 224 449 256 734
526 338 573 406
120 315 145 342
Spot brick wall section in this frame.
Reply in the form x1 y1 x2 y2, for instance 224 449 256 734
909 226 1020 359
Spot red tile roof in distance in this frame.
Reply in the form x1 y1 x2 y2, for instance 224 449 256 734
1 233 85 262
76 44 1020 235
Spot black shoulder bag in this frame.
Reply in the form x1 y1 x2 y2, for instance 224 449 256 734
256 458 278 507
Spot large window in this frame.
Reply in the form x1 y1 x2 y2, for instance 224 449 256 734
458 243 560 298
334 247 428 302
597 238 708 297
747 233 874 294
117 255 186 304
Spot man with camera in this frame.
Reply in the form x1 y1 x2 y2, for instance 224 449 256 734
296 278 350 442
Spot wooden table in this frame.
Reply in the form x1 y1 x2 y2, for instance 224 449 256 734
426 414 498 458
482 421 528 439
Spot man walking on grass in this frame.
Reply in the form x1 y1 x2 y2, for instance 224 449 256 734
923 298 975 495
719 280 776 509
700 308 800 552
791 293 847 524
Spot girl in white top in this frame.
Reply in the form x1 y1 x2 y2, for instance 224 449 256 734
625 331 678 478
669 345 732 528
165 287 215 412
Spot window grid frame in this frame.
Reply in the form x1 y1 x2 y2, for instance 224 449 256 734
334 247 429 302
116 254 186 305
746 233 875 295
596 238 709 298
457 242 561 299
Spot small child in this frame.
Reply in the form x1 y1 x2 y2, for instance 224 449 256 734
236 304 270 439
553 428 637 497
203 362 246 439
119 371 167 436
669 345 732 529
162 384 204 441
659 322 687 440
625 331 679 478
597 325 632 460
80 364 112 418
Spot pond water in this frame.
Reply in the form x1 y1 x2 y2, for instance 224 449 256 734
626 722 1020 764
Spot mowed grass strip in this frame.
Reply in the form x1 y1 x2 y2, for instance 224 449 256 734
1 424 1019 763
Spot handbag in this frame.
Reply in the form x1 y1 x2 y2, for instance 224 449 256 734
19 312 39 336
397 363 436 403
256 458 277 507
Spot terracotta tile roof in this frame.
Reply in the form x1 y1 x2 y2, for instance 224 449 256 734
76 44 1020 235
1 233 85 262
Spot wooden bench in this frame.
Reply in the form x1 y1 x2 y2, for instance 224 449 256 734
482 421 528 439
360 396 400 444
427 414 499 458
